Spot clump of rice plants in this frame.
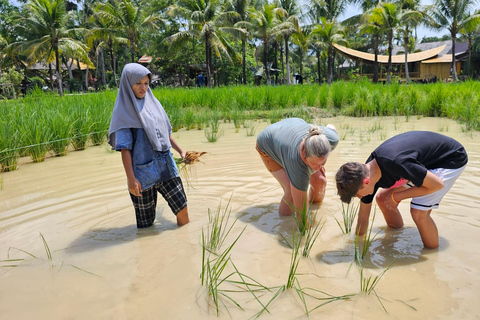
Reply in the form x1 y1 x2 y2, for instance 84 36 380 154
244 121 257 136
201 197 276 317
335 199 359 234
354 206 380 262
302 213 325 258
21 112 53 162
205 120 223 142
49 111 72 156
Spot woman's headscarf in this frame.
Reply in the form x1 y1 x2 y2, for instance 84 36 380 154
108 63 172 151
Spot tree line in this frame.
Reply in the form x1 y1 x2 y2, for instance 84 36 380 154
0 0 479 96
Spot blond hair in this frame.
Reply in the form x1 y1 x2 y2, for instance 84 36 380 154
304 125 331 158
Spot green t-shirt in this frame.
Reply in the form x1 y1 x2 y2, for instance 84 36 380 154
256 118 339 191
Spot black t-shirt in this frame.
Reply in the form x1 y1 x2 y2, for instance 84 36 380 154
361 131 468 204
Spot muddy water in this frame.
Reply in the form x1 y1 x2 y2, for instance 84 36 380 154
1 116 479 320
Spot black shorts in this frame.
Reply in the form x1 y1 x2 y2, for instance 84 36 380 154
130 177 187 228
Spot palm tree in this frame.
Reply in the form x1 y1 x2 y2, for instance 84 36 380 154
9 0 92 96
275 0 301 84
311 17 347 84
370 2 403 84
307 0 348 84
230 0 251 84
459 9 480 78
396 0 424 83
428 0 479 81
96 0 161 63
86 3 129 87
168 0 244 87
242 3 286 85
290 26 310 80
360 9 383 83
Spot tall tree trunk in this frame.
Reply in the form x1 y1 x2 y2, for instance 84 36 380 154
130 39 135 63
316 49 321 84
285 36 291 85
451 35 457 81
100 48 106 86
49 63 54 90
279 40 284 84
242 38 246 85
404 32 410 83
327 46 333 84
264 37 270 85
109 42 118 87
205 35 212 88
387 32 393 84
54 45 64 96
373 34 379 83
85 65 89 90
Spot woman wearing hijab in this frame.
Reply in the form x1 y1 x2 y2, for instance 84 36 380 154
109 63 189 228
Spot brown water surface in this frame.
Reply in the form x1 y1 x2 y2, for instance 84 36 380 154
1 116 479 319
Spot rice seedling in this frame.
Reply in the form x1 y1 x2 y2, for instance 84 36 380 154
357 257 396 313
204 195 236 252
335 199 359 234
302 214 325 258
201 212 273 316
244 121 257 136
204 120 223 142
354 206 380 262
285 230 302 290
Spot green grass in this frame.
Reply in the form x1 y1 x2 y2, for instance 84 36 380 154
2 81 480 172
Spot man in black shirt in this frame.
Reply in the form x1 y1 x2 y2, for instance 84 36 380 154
336 131 468 249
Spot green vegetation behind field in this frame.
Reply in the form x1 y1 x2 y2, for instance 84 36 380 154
1 81 479 172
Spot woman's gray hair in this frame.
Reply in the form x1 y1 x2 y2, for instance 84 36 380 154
304 125 331 158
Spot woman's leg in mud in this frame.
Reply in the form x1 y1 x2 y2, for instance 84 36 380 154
271 169 294 216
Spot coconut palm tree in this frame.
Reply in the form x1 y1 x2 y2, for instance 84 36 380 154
428 0 479 81
9 0 92 96
242 3 286 85
95 0 161 63
459 9 480 77
230 0 251 84
274 0 301 84
395 0 424 83
311 17 347 84
370 2 403 84
168 0 244 87
360 11 383 83
86 3 129 87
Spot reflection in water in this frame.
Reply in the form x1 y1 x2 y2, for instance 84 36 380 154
1 116 479 319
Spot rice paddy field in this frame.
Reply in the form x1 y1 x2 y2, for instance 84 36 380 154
1 83 480 319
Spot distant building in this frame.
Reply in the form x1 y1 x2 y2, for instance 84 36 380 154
335 40 469 82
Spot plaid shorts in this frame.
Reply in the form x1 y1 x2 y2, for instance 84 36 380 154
130 177 188 228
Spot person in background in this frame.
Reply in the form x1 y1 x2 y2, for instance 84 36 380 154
335 131 468 249
108 63 189 228
256 118 339 219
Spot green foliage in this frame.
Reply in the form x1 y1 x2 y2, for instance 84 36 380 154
0 67 24 87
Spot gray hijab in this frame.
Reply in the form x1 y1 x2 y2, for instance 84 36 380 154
108 63 172 151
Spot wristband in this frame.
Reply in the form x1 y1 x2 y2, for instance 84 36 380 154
391 192 400 204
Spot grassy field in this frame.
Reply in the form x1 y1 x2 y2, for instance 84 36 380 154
1 81 479 172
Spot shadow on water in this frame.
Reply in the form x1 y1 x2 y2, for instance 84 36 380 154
317 226 449 269
236 202 324 249
64 212 178 254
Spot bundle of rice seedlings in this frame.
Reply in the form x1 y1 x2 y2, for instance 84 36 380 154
175 151 207 184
